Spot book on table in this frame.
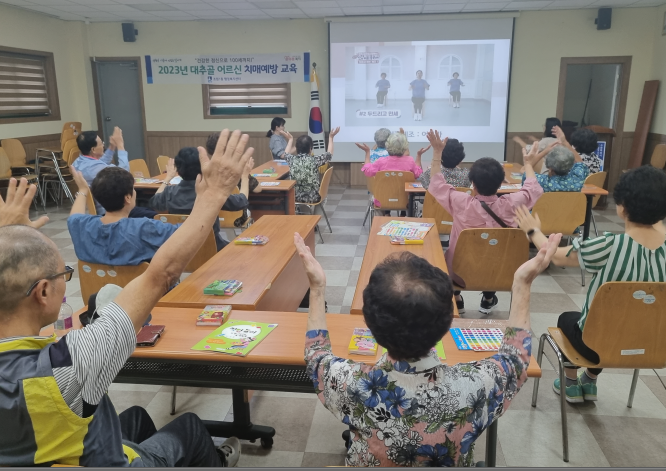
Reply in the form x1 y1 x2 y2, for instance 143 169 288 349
196 305 232 326
234 235 269 245
203 279 242 296
350 328 446 361
378 220 434 240
191 319 278 356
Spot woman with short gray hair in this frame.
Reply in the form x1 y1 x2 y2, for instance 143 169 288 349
361 128 391 163
521 126 590 192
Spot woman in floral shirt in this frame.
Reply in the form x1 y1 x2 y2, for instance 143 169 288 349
570 128 602 174
295 228 561 467
419 138 469 190
283 127 339 204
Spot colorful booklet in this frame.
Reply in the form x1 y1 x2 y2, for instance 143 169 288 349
450 328 504 352
252 173 279 178
191 320 278 356
348 328 378 356
381 341 446 361
203 279 243 296
378 220 434 240
234 235 269 245
411 183 423 188
196 305 232 326
262 167 275 173
134 178 161 184
390 236 424 245
260 182 280 187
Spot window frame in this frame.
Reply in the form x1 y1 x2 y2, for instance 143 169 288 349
0 45 61 125
380 56 402 81
438 54 463 81
202 83 291 120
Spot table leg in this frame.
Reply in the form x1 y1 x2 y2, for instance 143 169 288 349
407 193 415 217
583 195 593 240
485 419 498 467
202 388 275 448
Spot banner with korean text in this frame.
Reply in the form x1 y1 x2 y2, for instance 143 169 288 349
144 53 310 84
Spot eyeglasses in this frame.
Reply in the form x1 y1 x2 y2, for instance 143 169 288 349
25 266 74 297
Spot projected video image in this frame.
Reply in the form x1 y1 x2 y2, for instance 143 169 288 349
342 43 495 127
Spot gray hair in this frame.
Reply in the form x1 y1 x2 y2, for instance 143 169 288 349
0 225 60 316
545 146 575 176
386 133 409 157
525 137 557 154
374 128 391 148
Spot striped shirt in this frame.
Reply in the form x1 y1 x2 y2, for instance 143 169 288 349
571 232 666 330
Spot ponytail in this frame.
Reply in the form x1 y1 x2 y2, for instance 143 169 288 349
266 130 273 138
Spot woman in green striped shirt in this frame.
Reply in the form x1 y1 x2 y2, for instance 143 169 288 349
514 166 666 404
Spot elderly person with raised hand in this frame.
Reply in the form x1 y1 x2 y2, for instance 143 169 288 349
296 221 561 467
355 127 391 163
514 165 666 404
360 132 428 178
569 128 602 174
419 137 469 189
0 129 254 466
522 126 589 192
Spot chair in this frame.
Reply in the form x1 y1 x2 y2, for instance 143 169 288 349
129 159 151 178
451 228 529 292
61 121 82 135
362 176 375 227
318 162 329 175
422 187 473 236
649 144 666 169
61 139 79 166
296 166 334 244
155 214 217 272
0 138 34 174
78 260 149 301
369 171 415 226
157 155 170 174
531 192 587 285
60 128 79 148
68 146 81 166
86 191 97 215
583 171 607 236
532 281 666 462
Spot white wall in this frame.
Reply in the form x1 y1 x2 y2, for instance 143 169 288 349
650 4 666 135
0 3 92 139
86 19 329 133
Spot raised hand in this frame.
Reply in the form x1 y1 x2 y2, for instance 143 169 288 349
113 126 125 151
355 142 370 152
522 141 540 166
196 129 253 201
426 129 448 154
0 178 49 229
329 126 340 138
417 144 432 158
294 232 326 289
165 158 178 181
243 156 255 178
514 233 561 285
279 130 293 140
552 125 567 145
514 205 542 235
70 167 89 193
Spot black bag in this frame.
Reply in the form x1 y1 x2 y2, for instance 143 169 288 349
479 201 509 228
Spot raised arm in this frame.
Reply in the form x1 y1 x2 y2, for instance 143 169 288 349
514 206 580 267
155 158 177 195
239 157 254 198
114 129 253 331
69 168 90 216
327 127 340 154
415 144 431 169
355 142 371 164
553 125 582 163
0 177 49 228
279 130 295 156
426 129 448 177
294 232 327 331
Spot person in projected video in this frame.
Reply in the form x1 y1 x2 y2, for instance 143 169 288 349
375 73 390 108
409 70 429 121
448 72 465 108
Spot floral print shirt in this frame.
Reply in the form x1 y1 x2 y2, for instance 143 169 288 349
419 166 471 190
523 162 589 193
580 152 601 174
304 328 532 467
370 147 390 163
284 151 333 204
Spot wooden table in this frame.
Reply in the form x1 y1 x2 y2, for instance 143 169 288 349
249 179 296 220
158 215 319 311
133 173 167 190
110 308 539 464
351 216 459 318
251 160 290 181
405 168 608 240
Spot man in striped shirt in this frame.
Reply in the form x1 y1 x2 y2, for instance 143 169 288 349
515 166 666 404
0 129 253 467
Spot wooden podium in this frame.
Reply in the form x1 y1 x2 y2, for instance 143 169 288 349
586 125 615 208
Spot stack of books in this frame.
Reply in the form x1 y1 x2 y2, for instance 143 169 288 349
203 280 243 296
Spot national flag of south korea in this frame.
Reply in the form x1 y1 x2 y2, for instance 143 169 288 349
309 67 325 151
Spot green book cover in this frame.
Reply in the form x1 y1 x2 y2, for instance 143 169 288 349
382 340 445 362
191 319 278 356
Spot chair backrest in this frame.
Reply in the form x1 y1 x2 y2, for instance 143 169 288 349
0 149 12 178
318 166 334 201
218 187 242 228
584 171 607 208
129 159 151 178
452 228 529 292
423 191 454 235
155 214 217 272
650 144 666 169
78 260 149 301
319 162 329 175
366 176 375 194
0 139 27 167
372 171 415 210
86 191 97 215
583 282 666 368
60 128 79 150
68 146 81 166
61 121 82 135
531 192 587 236
156 155 170 174
62 139 79 165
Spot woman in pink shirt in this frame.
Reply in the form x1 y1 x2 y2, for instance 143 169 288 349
426 130 544 314
359 133 429 215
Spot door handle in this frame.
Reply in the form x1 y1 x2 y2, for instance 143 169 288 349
105 117 111 121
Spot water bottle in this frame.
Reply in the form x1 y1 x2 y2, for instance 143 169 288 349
54 297 73 339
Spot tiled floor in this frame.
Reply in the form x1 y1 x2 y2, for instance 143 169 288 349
33 186 666 467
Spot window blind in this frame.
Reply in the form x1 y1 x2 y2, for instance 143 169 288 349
207 83 289 116
0 53 51 119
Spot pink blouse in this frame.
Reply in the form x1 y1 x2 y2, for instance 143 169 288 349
361 155 423 178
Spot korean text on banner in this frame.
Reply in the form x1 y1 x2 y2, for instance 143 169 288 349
145 53 311 84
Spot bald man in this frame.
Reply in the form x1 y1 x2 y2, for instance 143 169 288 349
0 129 254 467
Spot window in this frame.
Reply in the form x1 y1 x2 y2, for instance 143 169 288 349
380 56 401 81
438 55 463 80
203 83 290 119
0 46 60 124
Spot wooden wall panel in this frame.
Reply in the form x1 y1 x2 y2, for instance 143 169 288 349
15 133 61 163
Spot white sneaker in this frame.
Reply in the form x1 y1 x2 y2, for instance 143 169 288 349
418 113 422 120
218 437 241 467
